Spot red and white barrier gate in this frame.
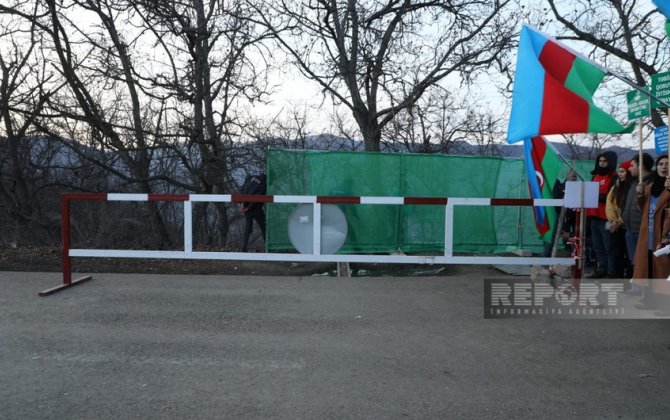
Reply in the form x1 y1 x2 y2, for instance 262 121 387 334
39 193 575 296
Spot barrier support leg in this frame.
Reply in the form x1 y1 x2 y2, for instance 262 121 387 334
38 276 93 297
39 195 93 296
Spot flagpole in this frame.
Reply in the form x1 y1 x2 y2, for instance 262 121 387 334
639 118 644 184
576 189 585 285
551 206 566 258
536 136 584 282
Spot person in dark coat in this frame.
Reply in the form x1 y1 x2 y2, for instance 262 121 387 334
621 153 654 291
586 151 617 278
240 173 267 252
632 155 670 306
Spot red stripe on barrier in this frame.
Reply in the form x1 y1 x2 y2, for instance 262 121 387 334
317 196 361 204
148 194 189 201
231 194 275 203
62 193 107 201
490 198 534 206
404 197 448 205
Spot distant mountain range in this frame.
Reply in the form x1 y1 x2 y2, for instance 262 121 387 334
3 134 655 166
483 141 654 161
299 134 655 161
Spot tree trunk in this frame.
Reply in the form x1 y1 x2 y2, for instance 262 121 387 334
353 108 381 151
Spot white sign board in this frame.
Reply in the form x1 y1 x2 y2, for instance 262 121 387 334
564 181 599 209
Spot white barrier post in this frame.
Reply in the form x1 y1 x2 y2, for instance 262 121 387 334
313 202 322 255
184 200 192 254
445 204 454 257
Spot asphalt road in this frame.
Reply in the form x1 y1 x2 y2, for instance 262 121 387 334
1 270 669 419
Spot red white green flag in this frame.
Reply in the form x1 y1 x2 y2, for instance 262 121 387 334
507 26 634 143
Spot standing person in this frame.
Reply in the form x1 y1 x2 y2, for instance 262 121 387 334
605 160 634 278
586 151 617 279
651 177 670 302
632 154 670 306
621 153 654 290
240 173 267 252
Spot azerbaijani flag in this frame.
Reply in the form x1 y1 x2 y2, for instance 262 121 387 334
523 136 560 241
507 25 634 143
653 0 670 37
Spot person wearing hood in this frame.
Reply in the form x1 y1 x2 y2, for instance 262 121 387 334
632 154 670 307
586 151 617 279
621 153 654 293
239 173 267 252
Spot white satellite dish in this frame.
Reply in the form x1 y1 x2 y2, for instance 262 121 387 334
288 204 348 254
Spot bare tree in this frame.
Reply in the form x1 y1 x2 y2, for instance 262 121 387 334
0 0 276 248
560 133 607 160
381 87 507 155
130 0 275 246
254 0 518 151
26 0 181 245
0 6 68 245
327 109 365 151
543 0 670 131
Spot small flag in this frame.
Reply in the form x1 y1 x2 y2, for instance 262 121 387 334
523 136 560 241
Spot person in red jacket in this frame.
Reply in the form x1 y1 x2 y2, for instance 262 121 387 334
587 151 617 279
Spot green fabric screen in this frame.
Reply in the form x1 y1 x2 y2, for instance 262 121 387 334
266 149 594 254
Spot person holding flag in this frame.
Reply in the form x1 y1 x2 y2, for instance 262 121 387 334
621 153 655 293
632 155 670 307
586 151 618 279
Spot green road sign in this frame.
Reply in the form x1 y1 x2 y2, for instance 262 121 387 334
652 71 670 108
627 88 650 120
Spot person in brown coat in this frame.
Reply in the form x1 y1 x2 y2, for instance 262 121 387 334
632 155 670 304
651 177 670 297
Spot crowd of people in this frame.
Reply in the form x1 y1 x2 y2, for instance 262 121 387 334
555 151 670 309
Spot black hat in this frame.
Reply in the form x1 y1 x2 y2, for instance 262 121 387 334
633 153 654 172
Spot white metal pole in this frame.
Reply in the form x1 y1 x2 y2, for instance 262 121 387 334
444 204 454 257
639 118 643 184
184 200 192 254
313 203 322 255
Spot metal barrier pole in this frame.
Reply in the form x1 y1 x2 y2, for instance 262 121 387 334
39 194 93 296
40 193 575 296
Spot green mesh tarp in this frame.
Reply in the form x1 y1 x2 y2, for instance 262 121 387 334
266 149 594 254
